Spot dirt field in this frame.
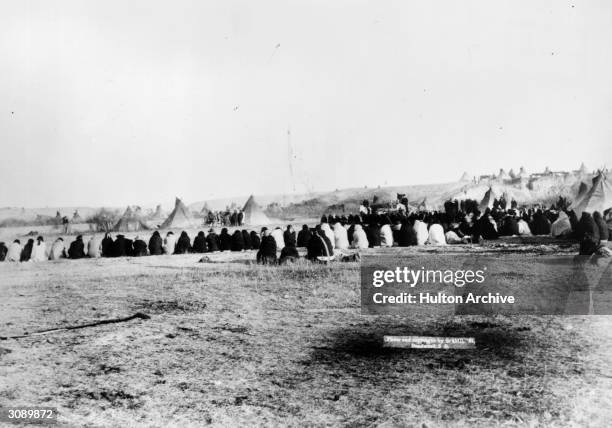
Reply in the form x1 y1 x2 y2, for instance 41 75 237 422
1 244 612 427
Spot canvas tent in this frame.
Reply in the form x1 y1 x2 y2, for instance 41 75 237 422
242 195 271 225
497 169 510 181
114 206 149 232
161 198 198 229
577 182 589 198
570 172 612 216
459 172 471 182
479 187 496 211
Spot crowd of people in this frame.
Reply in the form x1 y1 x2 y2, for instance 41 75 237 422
204 210 245 227
1 197 610 265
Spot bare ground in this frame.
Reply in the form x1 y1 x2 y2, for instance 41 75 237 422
1 246 611 427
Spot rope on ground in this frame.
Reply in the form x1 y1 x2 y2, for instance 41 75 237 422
0 312 150 340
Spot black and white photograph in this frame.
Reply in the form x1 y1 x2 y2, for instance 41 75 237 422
1 1 612 426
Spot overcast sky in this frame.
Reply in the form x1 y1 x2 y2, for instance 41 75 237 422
1 0 611 207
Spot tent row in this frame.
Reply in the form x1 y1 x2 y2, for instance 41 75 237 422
113 195 272 232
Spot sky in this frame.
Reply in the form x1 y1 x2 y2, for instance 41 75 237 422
1 0 611 208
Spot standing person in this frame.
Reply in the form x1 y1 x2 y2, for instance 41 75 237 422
238 211 244 227
48 238 66 260
20 239 34 262
148 231 163 255
68 235 86 259
87 235 103 258
31 236 47 262
163 231 177 255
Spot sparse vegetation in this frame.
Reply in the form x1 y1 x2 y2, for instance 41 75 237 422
1 250 610 426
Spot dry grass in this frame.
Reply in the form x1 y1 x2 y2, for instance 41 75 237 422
1 249 611 427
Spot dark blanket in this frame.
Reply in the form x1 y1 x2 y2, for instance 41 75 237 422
175 232 192 254
112 235 128 257
250 231 261 250
219 229 232 251
206 233 220 252
231 231 245 251
365 225 380 248
306 228 333 260
279 245 299 264
531 212 551 236
192 232 207 253
148 232 163 255
102 234 114 257
68 237 86 259
283 230 296 247
578 213 600 255
500 217 520 236
242 230 252 250
133 239 148 257
475 217 498 240
397 223 418 246
20 239 34 262
297 227 312 247
257 235 277 264
0 242 7 261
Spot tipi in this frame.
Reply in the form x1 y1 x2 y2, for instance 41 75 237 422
497 169 510 181
459 172 471 182
152 204 164 219
479 187 496 211
161 198 198 229
242 195 271 225
570 171 612 216
508 168 517 179
577 182 589 198
114 206 149 232
578 162 589 175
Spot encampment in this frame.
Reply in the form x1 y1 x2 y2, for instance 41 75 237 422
161 198 198 229
242 195 271 225
570 171 612 216
479 187 496 211
114 206 149 232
